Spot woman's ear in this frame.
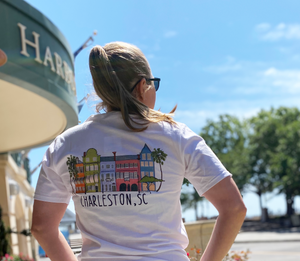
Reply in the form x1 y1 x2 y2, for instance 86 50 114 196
136 78 147 101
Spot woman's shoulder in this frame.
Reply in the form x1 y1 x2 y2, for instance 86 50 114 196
156 120 197 137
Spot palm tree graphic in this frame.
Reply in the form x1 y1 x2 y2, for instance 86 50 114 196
151 148 167 192
66 155 78 194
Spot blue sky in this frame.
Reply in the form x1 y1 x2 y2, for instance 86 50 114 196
26 0 300 220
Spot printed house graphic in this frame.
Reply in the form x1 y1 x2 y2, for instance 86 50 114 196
73 144 156 194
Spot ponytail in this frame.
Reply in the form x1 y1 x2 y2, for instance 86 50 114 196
89 42 177 132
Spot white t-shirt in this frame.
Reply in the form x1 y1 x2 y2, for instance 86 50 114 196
34 111 231 261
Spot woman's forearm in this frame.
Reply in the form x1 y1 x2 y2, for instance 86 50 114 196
200 208 246 261
32 228 78 261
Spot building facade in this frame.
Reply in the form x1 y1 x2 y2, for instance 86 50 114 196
0 0 79 259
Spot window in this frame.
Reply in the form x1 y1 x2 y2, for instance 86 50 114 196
111 173 114 180
125 163 129 168
142 154 146 160
117 164 120 168
80 166 83 172
150 172 154 177
102 165 104 169
76 167 80 172
130 172 134 179
101 175 104 182
130 163 133 168
146 172 149 176
93 157 97 161
86 158 90 162
120 172 124 179
145 161 149 167
149 162 153 167
124 172 129 181
86 165 90 171
95 165 98 171
141 161 144 167
141 171 145 177
106 164 110 169
116 172 119 179
90 175 95 183
134 163 138 167
121 164 124 168
106 173 110 181
92 185 95 191
90 165 94 171
147 153 151 160
94 174 98 182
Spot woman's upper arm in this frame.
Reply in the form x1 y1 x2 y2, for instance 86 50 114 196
203 176 247 215
32 200 68 232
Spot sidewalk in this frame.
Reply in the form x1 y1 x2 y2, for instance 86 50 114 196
235 227 300 243
235 220 300 243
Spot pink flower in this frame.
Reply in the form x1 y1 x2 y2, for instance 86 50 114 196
187 252 190 257
4 254 9 258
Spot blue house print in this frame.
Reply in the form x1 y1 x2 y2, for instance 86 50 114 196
139 144 156 191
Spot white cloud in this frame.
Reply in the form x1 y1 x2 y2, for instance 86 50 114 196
204 56 300 95
146 54 155 59
174 102 262 133
204 56 242 73
255 23 300 41
164 30 178 38
256 23 271 31
263 67 300 93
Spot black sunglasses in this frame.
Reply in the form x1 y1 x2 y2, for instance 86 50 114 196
130 77 160 93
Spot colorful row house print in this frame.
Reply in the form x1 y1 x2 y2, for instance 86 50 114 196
82 148 101 193
72 144 156 194
140 144 156 191
75 159 86 194
100 155 116 192
115 155 141 192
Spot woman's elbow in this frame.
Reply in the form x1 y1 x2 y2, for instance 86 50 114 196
230 202 247 218
238 203 247 217
31 221 55 236
220 201 247 218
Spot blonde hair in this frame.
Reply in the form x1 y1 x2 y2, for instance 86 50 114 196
89 42 177 132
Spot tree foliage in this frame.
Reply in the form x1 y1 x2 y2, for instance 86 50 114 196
181 107 300 218
0 206 10 257
200 114 250 191
250 107 300 216
180 187 204 221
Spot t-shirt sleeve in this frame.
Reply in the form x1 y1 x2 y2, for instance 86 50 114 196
181 124 232 196
34 136 72 204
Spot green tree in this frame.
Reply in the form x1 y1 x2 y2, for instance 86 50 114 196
139 176 163 194
151 148 167 192
0 206 10 257
66 155 78 194
180 187 204 220
250 107 300 216
248 109 278 216
200 114 250 191
181 115 249 220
